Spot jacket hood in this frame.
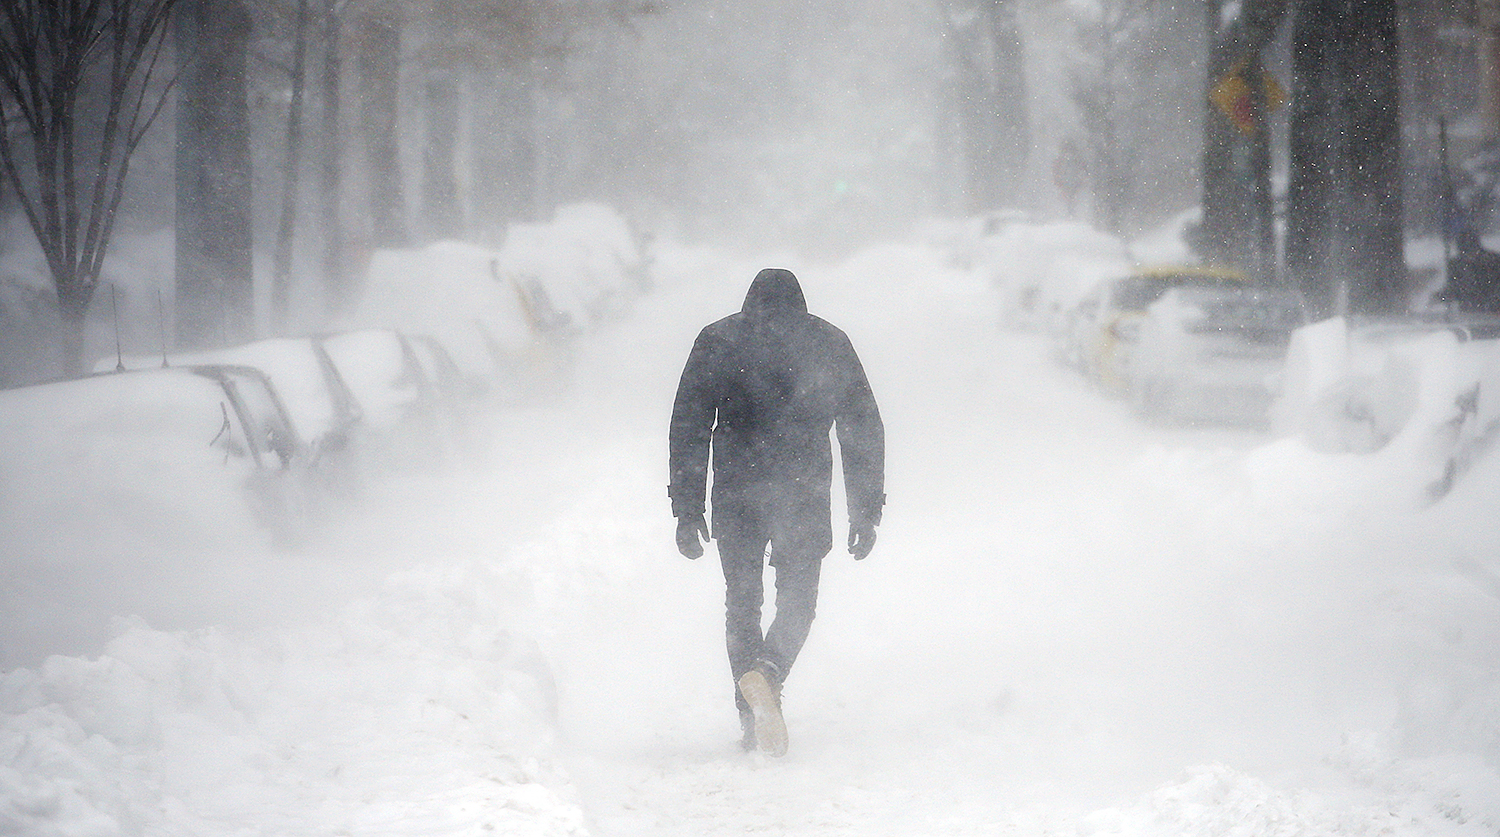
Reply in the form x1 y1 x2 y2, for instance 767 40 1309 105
741 268 808 318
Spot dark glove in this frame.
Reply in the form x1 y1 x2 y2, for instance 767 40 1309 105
676 514 709 559
847 521 877 560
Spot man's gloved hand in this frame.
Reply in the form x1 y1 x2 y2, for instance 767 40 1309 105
676 514 710 559
847 521 877 560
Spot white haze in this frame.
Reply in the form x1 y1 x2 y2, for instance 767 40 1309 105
3 231 1500 835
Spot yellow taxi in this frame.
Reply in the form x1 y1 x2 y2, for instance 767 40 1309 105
1066 264 1250 392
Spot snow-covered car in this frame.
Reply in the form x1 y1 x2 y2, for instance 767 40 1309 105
970 219 1128 333
101 336 362 468
1128 285 1308 425
407 333 470 403
1275 314 1500 462
199 364 304 468
1066 264 1250 391
315 328 475 467
0 364 306 542
316 329 435 431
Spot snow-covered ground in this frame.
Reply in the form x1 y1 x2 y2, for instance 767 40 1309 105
4 234 1500 835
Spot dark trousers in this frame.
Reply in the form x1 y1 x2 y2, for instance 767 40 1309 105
713 483 831 716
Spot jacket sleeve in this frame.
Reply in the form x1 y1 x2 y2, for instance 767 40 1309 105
835 340 885 526
668 329 718 519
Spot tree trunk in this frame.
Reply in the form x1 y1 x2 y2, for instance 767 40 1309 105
354 2 408 248
469 68 543 236
502 68 539 225
1343 0 1405 315
175 0 255 350
987 0 1029 207
56 272 91 377
1286 0 1405 317
1479 0 1500 140
319 0 349 316
1088 37 1124 236
1286 0 1335 310
1246 52 1276 283
272 0 311 334
955 41 996 214
421 70 463 240
1200 0 1237 262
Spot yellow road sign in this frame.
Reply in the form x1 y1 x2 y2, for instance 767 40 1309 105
1211 59 1286 135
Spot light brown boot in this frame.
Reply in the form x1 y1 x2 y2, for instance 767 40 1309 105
737 666 787 757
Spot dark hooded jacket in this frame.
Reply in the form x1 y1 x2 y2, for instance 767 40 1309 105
669 268 885 529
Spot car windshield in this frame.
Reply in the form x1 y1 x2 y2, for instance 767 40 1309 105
1176 288 1305 333
1111 273 1243 311
1111 277 1173 311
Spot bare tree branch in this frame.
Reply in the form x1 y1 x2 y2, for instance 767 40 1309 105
0 0 180 374
90 9 179 282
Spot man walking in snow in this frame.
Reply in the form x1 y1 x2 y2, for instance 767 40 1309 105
669 267 885 756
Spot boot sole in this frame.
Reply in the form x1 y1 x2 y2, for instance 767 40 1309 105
737 669 788 757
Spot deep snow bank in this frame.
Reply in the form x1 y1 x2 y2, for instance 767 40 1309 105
1 559 583 837
1076 758 1500 837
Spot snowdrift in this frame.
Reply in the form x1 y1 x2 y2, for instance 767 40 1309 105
0 562 583 836
1272 315 1500 505
929 214 1135 333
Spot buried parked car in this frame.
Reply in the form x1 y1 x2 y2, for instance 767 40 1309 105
315 328 476 467
101 336 362 470
1272 315 1500 498
1065 264 1250 391
316 329 435 430
0 364 310 545
1128 285 1308 425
